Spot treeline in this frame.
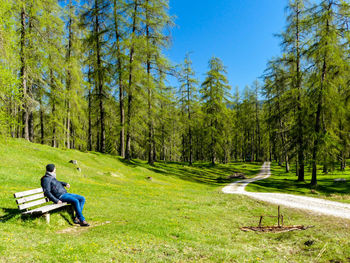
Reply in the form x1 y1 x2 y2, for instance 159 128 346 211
264 0 350 185
0 0 268 165
0 0 349 186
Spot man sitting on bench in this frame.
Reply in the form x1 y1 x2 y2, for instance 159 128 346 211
41 164 90 227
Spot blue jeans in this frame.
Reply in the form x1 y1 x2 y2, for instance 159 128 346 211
60 193 86 222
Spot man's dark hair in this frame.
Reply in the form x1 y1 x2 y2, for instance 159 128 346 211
46 164 55 172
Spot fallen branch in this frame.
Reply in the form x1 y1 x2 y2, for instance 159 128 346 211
240 225 314 233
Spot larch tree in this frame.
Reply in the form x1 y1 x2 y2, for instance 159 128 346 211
0 0 19 137
125 0 142 160
264 59 293 172
142 0 172 164
200 57 231 165
178 53 198 165
306 0 348 186
81 0 111 153
282 0 308 180
112 0 127 157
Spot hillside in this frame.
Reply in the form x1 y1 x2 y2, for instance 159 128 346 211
1 139 350 262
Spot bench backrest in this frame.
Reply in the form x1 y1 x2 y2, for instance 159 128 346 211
14 188 49 211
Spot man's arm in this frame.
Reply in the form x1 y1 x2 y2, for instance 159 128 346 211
59 181 67 187
41 177 59 204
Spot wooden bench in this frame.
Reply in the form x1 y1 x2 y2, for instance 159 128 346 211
14 188 72 223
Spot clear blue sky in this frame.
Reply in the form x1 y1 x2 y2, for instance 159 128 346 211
165 0 288 94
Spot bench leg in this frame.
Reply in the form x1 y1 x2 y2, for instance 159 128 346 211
44 213 50 224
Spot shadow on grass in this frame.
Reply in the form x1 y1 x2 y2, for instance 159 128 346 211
60 214 73 226
118 157 139 168
0 206 75 225
0 208 21 222
249 163 350 195
118 158 263 186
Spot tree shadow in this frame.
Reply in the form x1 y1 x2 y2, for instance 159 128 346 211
117 158 263 186
118 157 139 168
249 163 350 195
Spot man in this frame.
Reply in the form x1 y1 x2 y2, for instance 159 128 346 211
41 164 90 227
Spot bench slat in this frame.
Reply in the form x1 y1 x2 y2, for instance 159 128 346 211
18 198 47 210
16 193 45 204
14 188 43 198
22 203 69 215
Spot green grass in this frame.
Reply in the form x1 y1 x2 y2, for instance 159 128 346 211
1 138 350 262
246 162 350 203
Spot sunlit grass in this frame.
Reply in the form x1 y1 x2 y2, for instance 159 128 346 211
1 138 350 262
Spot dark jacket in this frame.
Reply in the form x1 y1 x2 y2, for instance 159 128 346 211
41 172 67 203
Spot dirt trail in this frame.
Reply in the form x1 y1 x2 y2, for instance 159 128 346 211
222 162 350 220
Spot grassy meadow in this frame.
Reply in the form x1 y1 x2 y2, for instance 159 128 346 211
1 139 350 262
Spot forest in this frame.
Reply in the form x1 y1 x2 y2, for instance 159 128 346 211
0 0 349 186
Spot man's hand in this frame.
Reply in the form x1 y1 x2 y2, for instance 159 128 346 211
66 184 70 189
57 200 63 204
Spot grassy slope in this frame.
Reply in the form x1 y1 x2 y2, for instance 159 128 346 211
246 162 350 203
0 139 349 262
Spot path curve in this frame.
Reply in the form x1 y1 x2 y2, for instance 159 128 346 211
222 162 350 220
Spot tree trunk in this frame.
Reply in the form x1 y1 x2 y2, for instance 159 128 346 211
187 74 193 165
50 69 56 148
153 135 157 162
341 158 346 171
296 159 299 177
211 120 216 165
17 106 21 138
285 155 289 173
39 98 44 144
20 7 29 141
311 9 330 186
94 0 105 153
88 68 92 152
295 2 305 182
52 102 56 148
9 99 15 138
97 131 100 152
311 71 325 186
162 124 165 161
144 0 154 165
70 121 74 149
255 87 260 161
125 0 139 161
114 0 125 158
66 0 73 149
28 111 34 142
71 123 75 149
323 163 328 174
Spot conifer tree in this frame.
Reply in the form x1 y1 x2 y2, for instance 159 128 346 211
200 57 230 165
113 0 127 157
179 53 198 165
306 0 348 185
81 0 111 153
142 0 172 164
264 59 292 172
282 0 308 180
0 0 19 136
64 0 86 149
125 0 142 160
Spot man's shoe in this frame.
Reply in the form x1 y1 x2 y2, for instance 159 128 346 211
73 217 80 224
80 220 90 227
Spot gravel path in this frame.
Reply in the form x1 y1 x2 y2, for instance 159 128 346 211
222 162 350 220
